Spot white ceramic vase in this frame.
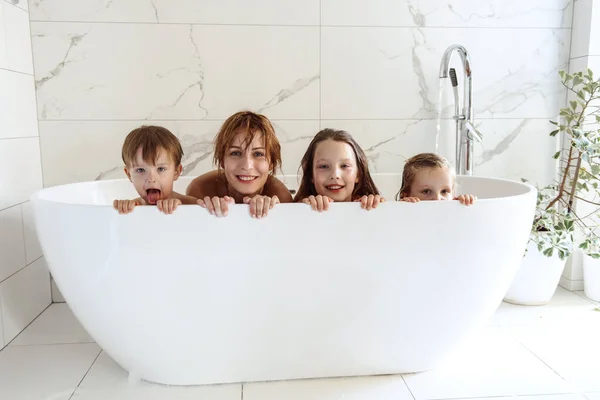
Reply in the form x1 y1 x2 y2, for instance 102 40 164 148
583 254 600 302
504 241 567 306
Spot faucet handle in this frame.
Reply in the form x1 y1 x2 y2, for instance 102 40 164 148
465 120 483 142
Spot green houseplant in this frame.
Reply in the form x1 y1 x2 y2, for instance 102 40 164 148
504 68 600 305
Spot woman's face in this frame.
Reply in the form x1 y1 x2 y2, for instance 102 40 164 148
223 130 271 197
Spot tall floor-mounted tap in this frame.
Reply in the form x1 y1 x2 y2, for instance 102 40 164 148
439 44 482 176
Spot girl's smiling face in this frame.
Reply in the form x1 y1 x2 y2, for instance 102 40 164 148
312 139 359 202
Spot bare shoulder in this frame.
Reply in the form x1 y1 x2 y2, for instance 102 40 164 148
265 175 293 203
185 170 221 198
172 192 198 205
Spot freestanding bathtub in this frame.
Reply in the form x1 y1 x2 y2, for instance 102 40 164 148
31 175 536 386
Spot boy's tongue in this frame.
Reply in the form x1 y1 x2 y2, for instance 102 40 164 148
146 189 161 204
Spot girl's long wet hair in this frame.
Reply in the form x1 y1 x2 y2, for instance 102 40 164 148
294 128 380 202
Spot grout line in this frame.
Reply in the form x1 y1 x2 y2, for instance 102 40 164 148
0 200 27 213
318 0 322 123
513 336 568 382
34 117 560 122
573 290 600 305
11 340 97 347
0 66 33 76
27 19 573 29
19 204 28 267
3 302 51 347
401 375 416 400
0 135 41 140
241 383 244 400
68 349 103 400
0 255 43 285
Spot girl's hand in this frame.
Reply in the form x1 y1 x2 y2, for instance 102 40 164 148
355 194 385 210
301 195 333 212
198 196 234 217
455 194 477 206
243 195 280 218
156 198 182 214
401 197 420 203
113 199 142 214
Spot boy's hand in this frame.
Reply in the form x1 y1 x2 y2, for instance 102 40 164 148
455 194 477 206
243 195 279 218
157 198 182 214
198 196 234 217
401 197 420 203
301 195 333 212
113 199 142 214
355 194 385 210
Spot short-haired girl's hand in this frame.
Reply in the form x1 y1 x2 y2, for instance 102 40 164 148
156 198 182 214
355 194 385 210
197 196 234 217
243 195 280 218
301 195 333 212
113 199 142 214
401 197 420 203
455 194 477 206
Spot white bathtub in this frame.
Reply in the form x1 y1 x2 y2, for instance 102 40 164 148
31 175 535 386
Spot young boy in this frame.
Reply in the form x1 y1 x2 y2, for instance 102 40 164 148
113 125 198 214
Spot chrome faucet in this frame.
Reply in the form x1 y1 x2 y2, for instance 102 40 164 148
439 44 482 176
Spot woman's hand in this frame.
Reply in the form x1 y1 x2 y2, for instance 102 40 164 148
156 198 182 214
197 196 235 217
243 195 280 218
455 194 477 206
401 197 420 203
113 199 142 214
355 194 385 210
301 195 334 212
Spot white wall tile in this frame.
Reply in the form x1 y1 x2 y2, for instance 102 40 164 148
3 2 33 74
321 27 570 120
0 257 51 343
0 137 43 209
0 70 39 139
0 298 4 347
571 0 593 58
39 119 320 187
30 0 319 25
32 23 319 120
0 205 26 283
0 3 7 69
7 0 28 12
590 0 600 56
20 201 43 264
322 0 573 28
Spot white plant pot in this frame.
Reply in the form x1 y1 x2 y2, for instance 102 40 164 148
583 254 600 302
503 241 567 306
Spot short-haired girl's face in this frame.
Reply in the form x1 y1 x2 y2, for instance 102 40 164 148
223 130 270 196
312 139 359 202
407 167 453 201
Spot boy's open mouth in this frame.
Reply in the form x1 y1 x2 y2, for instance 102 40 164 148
146 189 161 204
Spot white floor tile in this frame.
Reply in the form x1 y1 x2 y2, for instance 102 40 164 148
243 374 413 400
585 393 600 400
11 303 94 346
402 327 571 399
574 290 600 304
71 351 241 400
488 287 599 327
456 395 587 400
509 320 600 392
0 343 100 400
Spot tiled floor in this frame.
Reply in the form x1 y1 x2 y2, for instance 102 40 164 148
1 288 599 400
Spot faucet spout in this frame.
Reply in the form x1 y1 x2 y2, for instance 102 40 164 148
438 44 478 176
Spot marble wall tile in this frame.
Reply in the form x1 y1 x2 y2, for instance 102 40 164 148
0 137 43 209
571 0 593 58
32 23 319 121
322 0 573 28
39 119 320 187
30 0 319 25
321 27 571 120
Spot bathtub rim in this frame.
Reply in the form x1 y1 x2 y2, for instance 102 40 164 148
30 174 536 207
